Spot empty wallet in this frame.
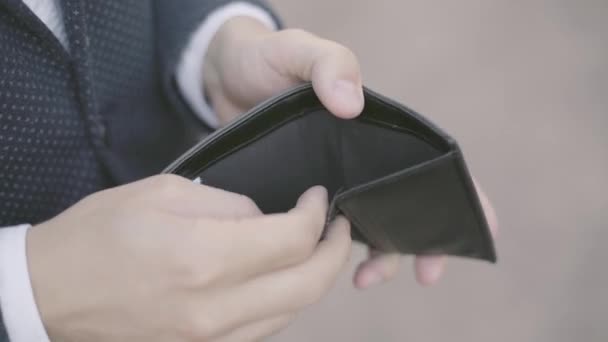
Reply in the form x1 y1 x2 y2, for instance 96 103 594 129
164 83 496 262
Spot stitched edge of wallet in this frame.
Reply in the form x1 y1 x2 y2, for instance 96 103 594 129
163 83 452 175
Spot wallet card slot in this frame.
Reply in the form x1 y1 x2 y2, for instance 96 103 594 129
171 106 317 178
335 151 496 261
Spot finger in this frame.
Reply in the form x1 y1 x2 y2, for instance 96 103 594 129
211 91 249 126
213 314 294 342
414 255 446 287
195 216 351 338
271 29 365 119
473 179 499 238
165 184 262 219
189 186 330 282
130 175 262 218
412 180 498 286
353 250 400 289
309 47 364 119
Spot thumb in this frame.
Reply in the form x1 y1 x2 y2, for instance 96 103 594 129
274 29 365 118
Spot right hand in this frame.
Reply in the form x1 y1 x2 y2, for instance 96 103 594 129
27 175 351 341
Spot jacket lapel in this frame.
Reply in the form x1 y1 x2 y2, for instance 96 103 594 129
0 0 70 61
60 0 106 148
0 0 107 154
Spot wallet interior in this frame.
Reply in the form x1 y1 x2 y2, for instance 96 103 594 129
166 84 496 262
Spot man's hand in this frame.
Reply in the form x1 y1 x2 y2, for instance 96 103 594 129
203 17 364 124
353 182 498 288
27 175 351 341
203 17 499 289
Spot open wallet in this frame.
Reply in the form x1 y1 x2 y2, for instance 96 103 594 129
164 83 496 262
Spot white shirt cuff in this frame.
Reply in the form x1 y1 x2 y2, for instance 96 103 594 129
175 1 278 129
0 225 50 342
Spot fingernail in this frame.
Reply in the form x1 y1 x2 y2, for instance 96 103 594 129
332 80 363 116
362 271 383 288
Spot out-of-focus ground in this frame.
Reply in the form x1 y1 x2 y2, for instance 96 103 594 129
267 1 608 341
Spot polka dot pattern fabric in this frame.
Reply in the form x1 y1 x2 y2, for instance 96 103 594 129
0 0 232 226
0 1 277 339
0 2 108 226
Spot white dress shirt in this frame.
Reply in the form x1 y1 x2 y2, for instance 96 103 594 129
0 1 276 341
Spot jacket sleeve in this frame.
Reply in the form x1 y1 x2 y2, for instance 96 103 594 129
0 312 7 342
154 0 282 132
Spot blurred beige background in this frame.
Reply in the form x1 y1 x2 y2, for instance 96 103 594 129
266 0 608 341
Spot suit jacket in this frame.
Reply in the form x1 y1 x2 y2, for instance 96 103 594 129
0 0 276 339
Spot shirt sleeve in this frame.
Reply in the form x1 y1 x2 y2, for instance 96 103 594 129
0 225 50 342
175 1 278 128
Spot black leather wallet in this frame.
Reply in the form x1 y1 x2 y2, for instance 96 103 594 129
164 84 496 262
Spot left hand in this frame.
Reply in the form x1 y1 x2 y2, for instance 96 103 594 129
202 17 499 289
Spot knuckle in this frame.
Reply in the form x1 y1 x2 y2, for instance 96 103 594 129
344 238 353 262
296 209 325 232
327 42 359 66
310 211 327 231
285 237 314 263
236 194 260 214
299 280 326 306
333 43 354 57
177 264 218 290
283 28 313 40
176 310 217 341
76 190 103 208
170 247 216 288
337 228 353 260
170 227 228 288
171 253 198 283
285 273 328 308
286 217 320 258
263 315 295 339
149 174 188 197
276 314 295 329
